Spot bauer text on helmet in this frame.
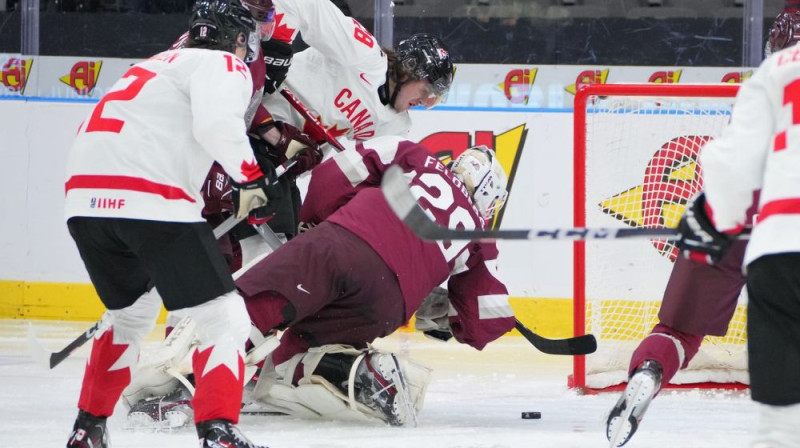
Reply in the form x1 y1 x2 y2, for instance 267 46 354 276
450 146 508 220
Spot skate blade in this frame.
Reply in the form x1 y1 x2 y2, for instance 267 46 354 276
607 375 657 447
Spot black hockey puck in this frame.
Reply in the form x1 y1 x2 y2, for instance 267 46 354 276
521 411 541 419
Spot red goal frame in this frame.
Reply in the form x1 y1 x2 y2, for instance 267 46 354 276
570 83 742 393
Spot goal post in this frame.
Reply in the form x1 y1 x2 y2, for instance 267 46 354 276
570 83 748 392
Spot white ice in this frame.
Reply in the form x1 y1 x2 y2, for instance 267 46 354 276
0 320 756 447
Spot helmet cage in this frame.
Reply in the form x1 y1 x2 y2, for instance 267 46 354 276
450 145 509 221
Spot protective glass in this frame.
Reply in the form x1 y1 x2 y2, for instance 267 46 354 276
259 9 276 41
245 30 260 62
243 2 275 41
420 78 450 109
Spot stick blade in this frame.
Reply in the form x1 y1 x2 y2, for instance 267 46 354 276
565 334 598 355
27 323 54 369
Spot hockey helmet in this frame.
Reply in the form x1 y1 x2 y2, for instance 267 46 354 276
242 0 276 41
450 146 508 220
395 33 455 108
189 0 259 60
766 11 800 56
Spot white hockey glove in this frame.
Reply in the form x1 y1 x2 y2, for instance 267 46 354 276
415 287 453 342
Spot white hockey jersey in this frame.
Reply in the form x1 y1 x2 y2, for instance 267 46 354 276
263 0 411 141
65 48 261 223
700 44 800 266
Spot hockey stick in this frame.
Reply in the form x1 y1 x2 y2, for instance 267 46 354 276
381 165 747 241
280 87 347 152
515 319 596 356
27 317 110 369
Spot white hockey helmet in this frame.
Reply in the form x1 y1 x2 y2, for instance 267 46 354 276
450 145 508 220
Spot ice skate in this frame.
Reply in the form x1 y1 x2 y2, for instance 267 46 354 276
196 419 268 448
353 352 416 426
67 410 109 448
606 360 663 447
127 381 193 429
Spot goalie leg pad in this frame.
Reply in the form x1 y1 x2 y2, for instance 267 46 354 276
122 315 198 410
252 344 432 426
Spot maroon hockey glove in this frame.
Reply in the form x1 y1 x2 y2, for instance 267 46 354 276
676 193 734 265
201 162 234 215
257 121 322 175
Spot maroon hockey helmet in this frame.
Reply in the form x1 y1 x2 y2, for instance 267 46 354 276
242 0 276 41
767 11 800 56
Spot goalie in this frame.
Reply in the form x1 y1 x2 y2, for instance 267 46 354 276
123 136 516 428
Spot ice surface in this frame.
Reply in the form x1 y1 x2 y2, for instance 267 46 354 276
0 320 756 447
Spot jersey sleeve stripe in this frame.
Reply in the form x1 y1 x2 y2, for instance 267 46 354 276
65 175 196 202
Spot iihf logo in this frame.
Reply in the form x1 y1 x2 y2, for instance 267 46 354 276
90 196 126 209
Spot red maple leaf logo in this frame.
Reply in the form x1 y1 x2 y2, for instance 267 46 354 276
326 124 350 139
240 158 263 183
272 13 298 43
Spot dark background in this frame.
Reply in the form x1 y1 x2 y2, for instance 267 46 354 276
0 13 755 66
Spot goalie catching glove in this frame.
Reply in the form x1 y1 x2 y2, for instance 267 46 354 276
415 286 453 342
676 193 734 265
231 154 284 221
256 121 322 175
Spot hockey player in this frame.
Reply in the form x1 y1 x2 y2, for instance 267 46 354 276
262 0 455 142
251 0 455 245
171 0 321 252
673 22 800 447
123 138 513 428
63 1 276 447
237 137 515 426
606 10 800 448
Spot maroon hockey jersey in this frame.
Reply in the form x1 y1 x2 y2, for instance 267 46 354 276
299 136 515 350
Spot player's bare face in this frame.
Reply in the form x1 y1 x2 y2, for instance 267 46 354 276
393 80 439 112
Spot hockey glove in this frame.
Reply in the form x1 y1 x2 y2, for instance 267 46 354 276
201 162 234 215
297 221 317 234
262 39 293 94
676 193 733 265
231 156 283 221
415 287 453 342
256 121 322 175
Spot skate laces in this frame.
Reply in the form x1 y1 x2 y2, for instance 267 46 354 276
360 353 417 427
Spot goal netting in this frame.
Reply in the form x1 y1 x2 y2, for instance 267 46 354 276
571 83 748 392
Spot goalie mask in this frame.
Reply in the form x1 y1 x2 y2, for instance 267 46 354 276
766 11 800 57
450 146 508 221
189 0 259 62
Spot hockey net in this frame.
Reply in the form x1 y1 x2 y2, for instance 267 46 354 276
570 83 748 392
